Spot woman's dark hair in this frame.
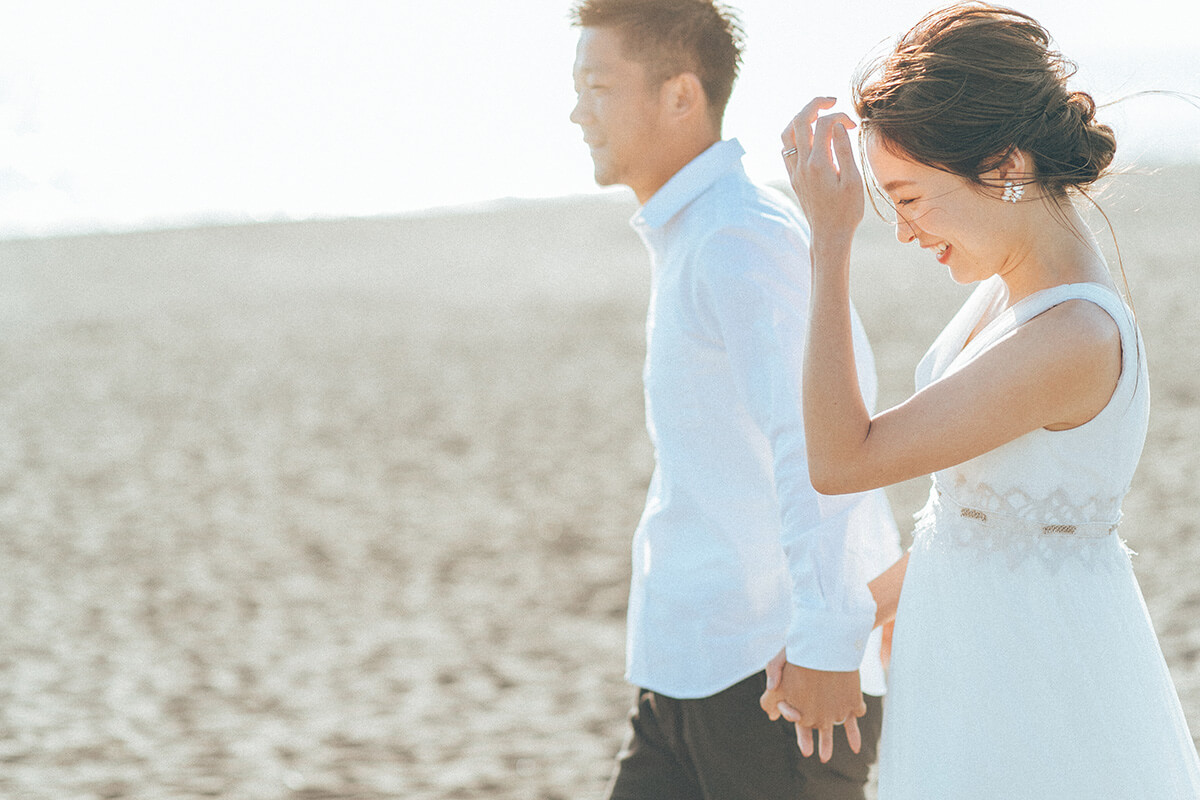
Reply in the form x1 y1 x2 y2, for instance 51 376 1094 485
854 2 1116 196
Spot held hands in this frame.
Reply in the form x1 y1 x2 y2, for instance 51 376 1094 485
781 97 865 244
761 648 866 763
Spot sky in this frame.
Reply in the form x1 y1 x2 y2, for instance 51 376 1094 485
0 0 1197 238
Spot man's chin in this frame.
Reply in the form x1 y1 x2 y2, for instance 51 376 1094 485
591 165 621 188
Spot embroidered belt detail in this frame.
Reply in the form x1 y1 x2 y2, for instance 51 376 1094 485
935 489 1119 540
913 485 1131 569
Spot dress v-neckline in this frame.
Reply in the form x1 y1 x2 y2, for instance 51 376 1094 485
954 278 1018 362
959 283 1010 354
950 279 1120 371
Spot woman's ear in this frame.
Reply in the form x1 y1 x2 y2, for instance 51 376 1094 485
980 146 1035 202
995 146 1034 184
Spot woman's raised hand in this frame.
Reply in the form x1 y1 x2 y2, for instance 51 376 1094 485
781 97 865 244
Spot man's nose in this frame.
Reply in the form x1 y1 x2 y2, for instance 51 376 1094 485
570 96 588 125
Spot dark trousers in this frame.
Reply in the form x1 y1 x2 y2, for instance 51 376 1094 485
604 671 883 800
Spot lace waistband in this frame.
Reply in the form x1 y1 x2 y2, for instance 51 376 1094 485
911 487 1131 570
922 487 1121 538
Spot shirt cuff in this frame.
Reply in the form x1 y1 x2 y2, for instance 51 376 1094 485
785 605 877 672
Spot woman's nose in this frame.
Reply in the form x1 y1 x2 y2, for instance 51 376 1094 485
894 214 918 244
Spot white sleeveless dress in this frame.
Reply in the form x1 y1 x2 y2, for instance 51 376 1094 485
877 277 1200 798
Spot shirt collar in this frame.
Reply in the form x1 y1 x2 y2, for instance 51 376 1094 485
632 139 746 231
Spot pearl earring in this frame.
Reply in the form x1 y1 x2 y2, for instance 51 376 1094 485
1002 180 1024 203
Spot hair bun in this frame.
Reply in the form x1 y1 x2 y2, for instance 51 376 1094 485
1065 91 1097 125
1057 90 1116 184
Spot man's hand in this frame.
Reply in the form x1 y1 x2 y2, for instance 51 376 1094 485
760 648 866 763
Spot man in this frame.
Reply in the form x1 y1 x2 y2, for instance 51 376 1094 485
568 2 901 798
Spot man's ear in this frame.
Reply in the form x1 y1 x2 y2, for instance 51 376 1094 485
661 72 709 120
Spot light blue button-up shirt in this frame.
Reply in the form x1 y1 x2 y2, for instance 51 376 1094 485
626 139 901 698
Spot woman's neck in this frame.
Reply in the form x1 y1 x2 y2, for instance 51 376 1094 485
997 197 1112 306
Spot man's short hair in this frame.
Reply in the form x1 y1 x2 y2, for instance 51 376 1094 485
570 0 745 128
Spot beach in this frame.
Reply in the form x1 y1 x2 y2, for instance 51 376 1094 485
0 164 1197 798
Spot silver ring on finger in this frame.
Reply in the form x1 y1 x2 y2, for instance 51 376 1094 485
782 147 797 157
833 718 846 726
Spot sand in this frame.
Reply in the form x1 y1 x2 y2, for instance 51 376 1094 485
0 164 1196 798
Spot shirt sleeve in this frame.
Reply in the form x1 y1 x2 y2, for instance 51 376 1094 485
693 224 882 672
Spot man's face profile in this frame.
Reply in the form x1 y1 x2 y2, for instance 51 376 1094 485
570 26 668 198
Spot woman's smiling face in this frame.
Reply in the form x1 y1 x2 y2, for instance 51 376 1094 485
865 132 1020 286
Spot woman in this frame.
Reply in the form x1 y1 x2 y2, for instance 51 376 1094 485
778 4 1200 796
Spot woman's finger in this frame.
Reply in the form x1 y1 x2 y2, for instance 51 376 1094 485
831 117 862 183
782 96 837 163
811 113 858 170
764 647 786 691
